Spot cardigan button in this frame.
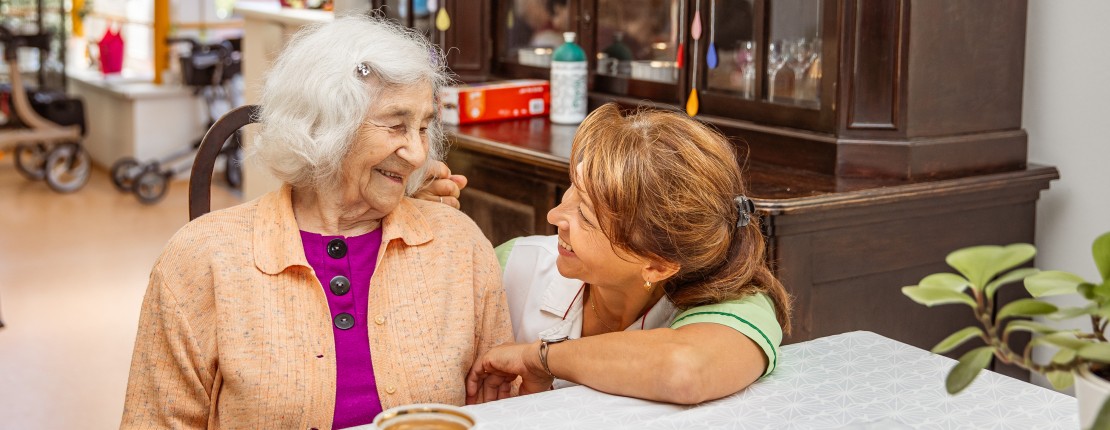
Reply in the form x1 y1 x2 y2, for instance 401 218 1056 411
329 275 351 296
386 385 397 394
334 313 355 330
326 238 347 259
374 315 386 325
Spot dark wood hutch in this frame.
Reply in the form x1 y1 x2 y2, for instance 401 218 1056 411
373 0 1053 377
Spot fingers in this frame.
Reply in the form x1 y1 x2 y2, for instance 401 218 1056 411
449 174 468 190
426 159 452 180
425 178 461 199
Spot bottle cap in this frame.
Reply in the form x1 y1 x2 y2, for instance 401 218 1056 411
563 32 576 43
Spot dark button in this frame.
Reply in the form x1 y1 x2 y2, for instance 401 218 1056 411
334 313 355 330
327 238 347 259
329 275 351 296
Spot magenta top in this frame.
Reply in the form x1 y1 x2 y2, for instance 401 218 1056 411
300 228 384 429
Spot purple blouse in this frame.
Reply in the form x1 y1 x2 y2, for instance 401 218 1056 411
300 229 384 429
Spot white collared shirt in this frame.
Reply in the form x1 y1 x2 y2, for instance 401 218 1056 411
499 235 678 388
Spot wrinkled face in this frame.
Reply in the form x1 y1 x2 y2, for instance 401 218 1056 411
340 82 435 217
546 164 646 287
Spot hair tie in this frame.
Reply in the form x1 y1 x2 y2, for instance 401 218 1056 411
734 195 754 228
355 62 371 77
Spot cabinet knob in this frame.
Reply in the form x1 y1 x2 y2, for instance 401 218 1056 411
582 12 592 24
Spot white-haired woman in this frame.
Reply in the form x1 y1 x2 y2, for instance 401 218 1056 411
121 16 511 429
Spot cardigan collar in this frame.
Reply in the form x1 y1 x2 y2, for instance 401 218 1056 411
252 184 434 275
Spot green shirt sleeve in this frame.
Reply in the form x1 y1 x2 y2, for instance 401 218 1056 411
669 293 783 377
494 238 519 271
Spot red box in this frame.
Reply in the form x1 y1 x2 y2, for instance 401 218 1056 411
440 79 550 125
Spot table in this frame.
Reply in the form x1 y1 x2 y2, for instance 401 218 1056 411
462 331 1077 429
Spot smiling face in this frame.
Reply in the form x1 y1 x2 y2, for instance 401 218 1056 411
546 164 649 288
338 82 436 218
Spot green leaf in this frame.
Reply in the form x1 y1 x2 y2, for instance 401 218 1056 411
946 346 995 394
1025 270 1087 297
931 326 985 354
985 268 1039 299
1046 370 1075 390
1097 304 1110 321
1094 280 1110 301
1093 231 1110 283
1081 283 1098 300
919 273 970 292
996 299 1058 321
1042 332 1093 350
1052 348 1077 364
1079 343 1110 364
902 286 977 308
946 244 1036 291
1003 320 1058 335
1048 304 1098 320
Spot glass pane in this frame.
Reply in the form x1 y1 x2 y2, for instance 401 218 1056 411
501 0 572 68
595 0 682 83
704 0 757 99
382 0 433 37
766 0 823 107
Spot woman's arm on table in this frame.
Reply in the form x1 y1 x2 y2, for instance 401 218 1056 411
466 322 766 405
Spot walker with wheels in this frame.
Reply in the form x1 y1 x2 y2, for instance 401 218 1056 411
109 37 242 204
0 25 90 193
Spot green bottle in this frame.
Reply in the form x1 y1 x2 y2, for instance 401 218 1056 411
550 32 587 124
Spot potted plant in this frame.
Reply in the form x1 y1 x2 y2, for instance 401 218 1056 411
901 231 1110 429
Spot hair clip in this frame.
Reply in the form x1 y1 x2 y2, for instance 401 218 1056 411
734 195 755 228
356 62 371 77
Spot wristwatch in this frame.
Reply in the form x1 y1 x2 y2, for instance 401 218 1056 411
539 335 569 378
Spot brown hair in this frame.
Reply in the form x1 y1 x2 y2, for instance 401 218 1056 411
570 103 792 334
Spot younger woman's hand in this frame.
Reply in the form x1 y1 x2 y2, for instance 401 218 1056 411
413 160 468 209
465 342 554 405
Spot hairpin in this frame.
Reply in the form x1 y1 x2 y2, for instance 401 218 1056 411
356 62 371 77
734 195 755 228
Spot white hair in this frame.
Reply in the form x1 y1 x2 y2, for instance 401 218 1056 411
247 14 450 194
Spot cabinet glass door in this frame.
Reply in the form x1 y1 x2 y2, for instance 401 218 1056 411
381 0 433 37
765 0 823 108
500 0 572 69
595 0 683 84
704 0 757 99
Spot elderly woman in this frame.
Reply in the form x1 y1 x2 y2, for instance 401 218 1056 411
120 16 511 429
466 104 792 405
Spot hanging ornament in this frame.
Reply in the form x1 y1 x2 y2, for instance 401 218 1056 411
436 8 451 32
686 88 699 116
691 10 702 41
707 0 718 69
676 42 685 69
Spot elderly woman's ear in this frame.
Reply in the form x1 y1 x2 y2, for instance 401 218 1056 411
413 159 469 209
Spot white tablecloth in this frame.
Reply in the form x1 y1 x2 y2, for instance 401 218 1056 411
463 331 1078 429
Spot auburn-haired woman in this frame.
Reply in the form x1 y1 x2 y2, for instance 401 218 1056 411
466 103 792 405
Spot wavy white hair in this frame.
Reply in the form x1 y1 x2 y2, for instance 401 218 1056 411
247 14 450 194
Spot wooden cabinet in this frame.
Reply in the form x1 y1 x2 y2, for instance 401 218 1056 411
447 119 1056 379
424 0 1050 377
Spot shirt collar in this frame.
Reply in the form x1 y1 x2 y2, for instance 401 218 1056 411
539 271 678 330
252 184 434 275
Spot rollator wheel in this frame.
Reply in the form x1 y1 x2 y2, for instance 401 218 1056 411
110 157 141 192
44 142 91 193
13 142 49 181
133 168 170 205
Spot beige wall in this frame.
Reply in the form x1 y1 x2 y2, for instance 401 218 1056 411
1025 0 1110 384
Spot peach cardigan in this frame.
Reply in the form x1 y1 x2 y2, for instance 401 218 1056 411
121 185 511 429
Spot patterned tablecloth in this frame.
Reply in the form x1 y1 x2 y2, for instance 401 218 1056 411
463 331 1078 429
